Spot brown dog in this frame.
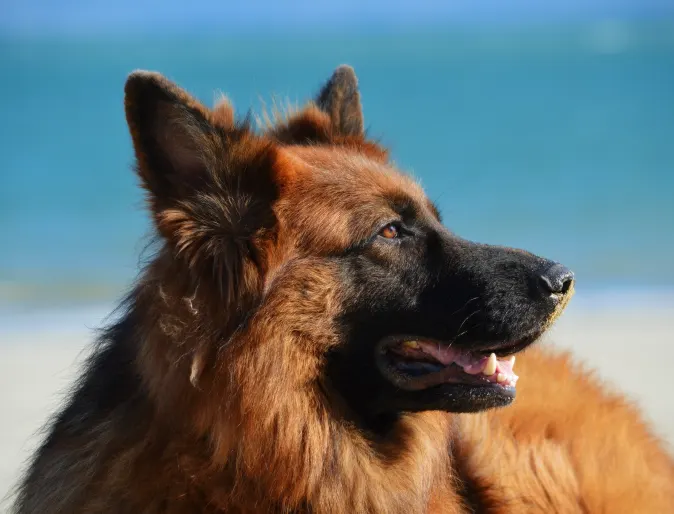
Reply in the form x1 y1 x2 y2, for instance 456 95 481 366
14 66 674 513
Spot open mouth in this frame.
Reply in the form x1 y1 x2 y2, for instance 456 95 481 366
377 335 533 392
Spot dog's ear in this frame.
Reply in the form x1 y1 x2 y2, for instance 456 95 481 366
124 72 280 282
267 65 369 146
316 65 364 137
124 71 224 203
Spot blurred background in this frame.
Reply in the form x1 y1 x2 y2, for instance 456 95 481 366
1 0 673 506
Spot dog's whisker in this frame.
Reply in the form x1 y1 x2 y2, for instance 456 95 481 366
456 309 481 334
450 296 480 318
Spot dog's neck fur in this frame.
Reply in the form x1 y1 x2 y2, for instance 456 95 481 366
128 261 464 513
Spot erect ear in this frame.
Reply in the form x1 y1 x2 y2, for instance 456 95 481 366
124 71 280 271
124 71 225 203
315 65 364 137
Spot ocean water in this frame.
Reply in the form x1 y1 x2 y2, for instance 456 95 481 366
1 22 674 306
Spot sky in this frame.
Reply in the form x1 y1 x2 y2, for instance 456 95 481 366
2 0 674 36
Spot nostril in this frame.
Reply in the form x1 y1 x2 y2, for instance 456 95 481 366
539 263 575 295
560 274 574 294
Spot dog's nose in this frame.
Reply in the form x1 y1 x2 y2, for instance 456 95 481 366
539 263 574 296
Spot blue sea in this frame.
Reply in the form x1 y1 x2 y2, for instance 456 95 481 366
1 22 674 306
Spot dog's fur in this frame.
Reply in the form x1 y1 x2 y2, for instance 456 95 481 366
13 66 674 513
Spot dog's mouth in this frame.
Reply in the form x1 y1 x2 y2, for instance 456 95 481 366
377 335 537 392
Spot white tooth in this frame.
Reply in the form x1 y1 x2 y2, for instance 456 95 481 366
496 373 507 383
508 356 516 366
403 340 420 349
483 353 497 376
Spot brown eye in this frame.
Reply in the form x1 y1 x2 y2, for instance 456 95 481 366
379 223 399 239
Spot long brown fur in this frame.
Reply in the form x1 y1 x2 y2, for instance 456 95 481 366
13 66 674 513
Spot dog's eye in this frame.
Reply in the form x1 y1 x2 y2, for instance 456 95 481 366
379 223 400 239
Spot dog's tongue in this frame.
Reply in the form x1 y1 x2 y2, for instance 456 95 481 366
415 341 518 386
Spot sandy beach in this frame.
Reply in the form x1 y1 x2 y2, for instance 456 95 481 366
1 291 673 510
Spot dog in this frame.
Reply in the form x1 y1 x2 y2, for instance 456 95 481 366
13 66 674 513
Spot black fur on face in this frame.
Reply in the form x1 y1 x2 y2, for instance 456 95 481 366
325 203 573 429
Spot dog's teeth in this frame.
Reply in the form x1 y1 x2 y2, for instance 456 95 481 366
496 373 507 383
483 353 497 376
403 340 420 349
508 356 516 367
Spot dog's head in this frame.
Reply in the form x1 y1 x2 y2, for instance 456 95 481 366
124 66 573 429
